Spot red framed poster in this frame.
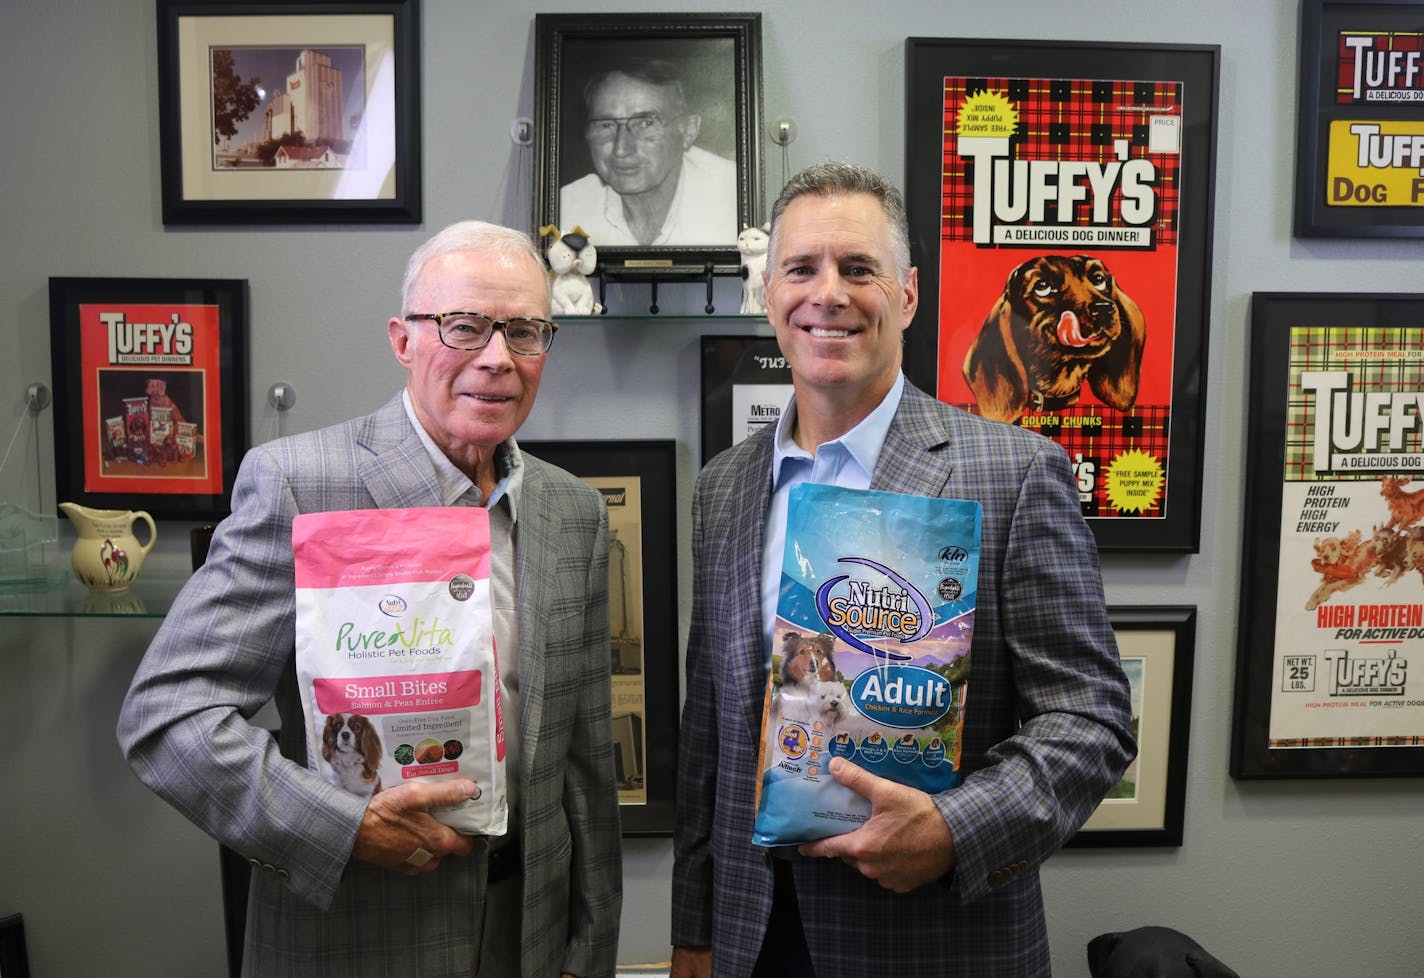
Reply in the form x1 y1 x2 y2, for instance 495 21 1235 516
905 39 1219 552
49 277 249 520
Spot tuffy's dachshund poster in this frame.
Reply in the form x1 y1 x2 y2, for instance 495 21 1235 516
930 71 1193 524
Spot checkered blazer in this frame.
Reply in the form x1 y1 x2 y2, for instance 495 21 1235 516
118 393 622 978
672 381 1134 978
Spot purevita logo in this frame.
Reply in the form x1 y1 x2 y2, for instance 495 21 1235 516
814 556 933 662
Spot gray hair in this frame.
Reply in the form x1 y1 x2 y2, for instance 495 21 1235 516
768 161 912 281
400 220 549 314
582 58 689 113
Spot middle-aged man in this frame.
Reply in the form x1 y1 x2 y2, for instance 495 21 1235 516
670 162 1136 978
559 58 737 247
118 220 622 978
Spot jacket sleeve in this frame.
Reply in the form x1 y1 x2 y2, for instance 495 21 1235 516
934 438 1136 903
116 443 368 910
670 472 720 947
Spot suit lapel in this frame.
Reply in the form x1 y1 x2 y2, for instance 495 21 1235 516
511 459 550 792
728 437 777 739
356 394 445 510
871 383 956 498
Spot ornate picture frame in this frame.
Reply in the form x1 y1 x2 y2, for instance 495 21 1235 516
1067 606 1195 848
1294 0 1424 238
1232 293 1424 778
48 277 249 521
533 13 763 268
904 38 1219 552
156 0 422 225
520 439 679 834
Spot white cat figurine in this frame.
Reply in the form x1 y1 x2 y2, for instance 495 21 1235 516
737 224 770 315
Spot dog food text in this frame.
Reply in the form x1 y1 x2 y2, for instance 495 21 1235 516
101 311 194 365
958 138 1156 245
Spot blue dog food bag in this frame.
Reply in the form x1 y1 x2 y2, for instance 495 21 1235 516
752 484 981 846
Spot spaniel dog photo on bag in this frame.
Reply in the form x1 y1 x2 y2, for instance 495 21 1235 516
320 711 384 797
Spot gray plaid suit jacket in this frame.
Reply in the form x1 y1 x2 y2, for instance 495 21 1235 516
672 381 1134 978
118 393 621 978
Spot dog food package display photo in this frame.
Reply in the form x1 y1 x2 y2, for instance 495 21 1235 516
293 507 506 836
752 484 982 846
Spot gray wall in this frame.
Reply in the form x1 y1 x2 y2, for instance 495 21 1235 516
3 1 1423 976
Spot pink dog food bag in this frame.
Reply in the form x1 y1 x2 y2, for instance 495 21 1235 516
293 507 507 836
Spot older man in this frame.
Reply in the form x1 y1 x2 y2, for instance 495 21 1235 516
559 59 737 247
671 162 1135 978
118 221 622 978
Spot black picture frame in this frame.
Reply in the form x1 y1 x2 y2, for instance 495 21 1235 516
1232 293 1424 778
904 38 1219 553
1066 606 1194 848
1294 0 1424 238
699 334 789 465
48 276 250 521
533 13 763 267
156 0 421 225
520 439 679 834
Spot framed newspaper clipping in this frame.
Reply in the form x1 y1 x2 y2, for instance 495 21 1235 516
1232 293 1424 779
1294 0 1424 238
520 439 679 832
905 38 1219 553
700 334 791 464
48 276 249 521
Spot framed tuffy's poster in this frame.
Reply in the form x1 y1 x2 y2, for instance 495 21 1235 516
48 277 249 521
520 439 679 833
904 39 1219 552
1295 0 1424 238
1232 293 1424 779
1068 606 1195 848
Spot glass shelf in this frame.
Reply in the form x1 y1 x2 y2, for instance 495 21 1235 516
559 312 767 321
0 569 189 618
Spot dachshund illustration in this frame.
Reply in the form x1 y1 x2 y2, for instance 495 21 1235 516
963 254 1146 423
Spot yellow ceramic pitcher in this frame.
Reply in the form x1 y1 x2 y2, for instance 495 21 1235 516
59 502 157 593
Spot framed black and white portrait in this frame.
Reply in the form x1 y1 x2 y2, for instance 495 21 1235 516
534 13 763 267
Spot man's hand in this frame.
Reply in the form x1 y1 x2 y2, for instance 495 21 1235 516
796 757 955 892
350 779 479 875
670 945 712 978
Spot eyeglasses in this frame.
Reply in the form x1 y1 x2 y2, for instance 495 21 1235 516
403 312 559 356
584 113 682 143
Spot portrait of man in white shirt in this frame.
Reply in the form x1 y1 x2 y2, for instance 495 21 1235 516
558 54 739 249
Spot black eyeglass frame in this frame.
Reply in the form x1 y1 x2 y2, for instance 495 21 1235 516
403 312 559 355
583 112 687 143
